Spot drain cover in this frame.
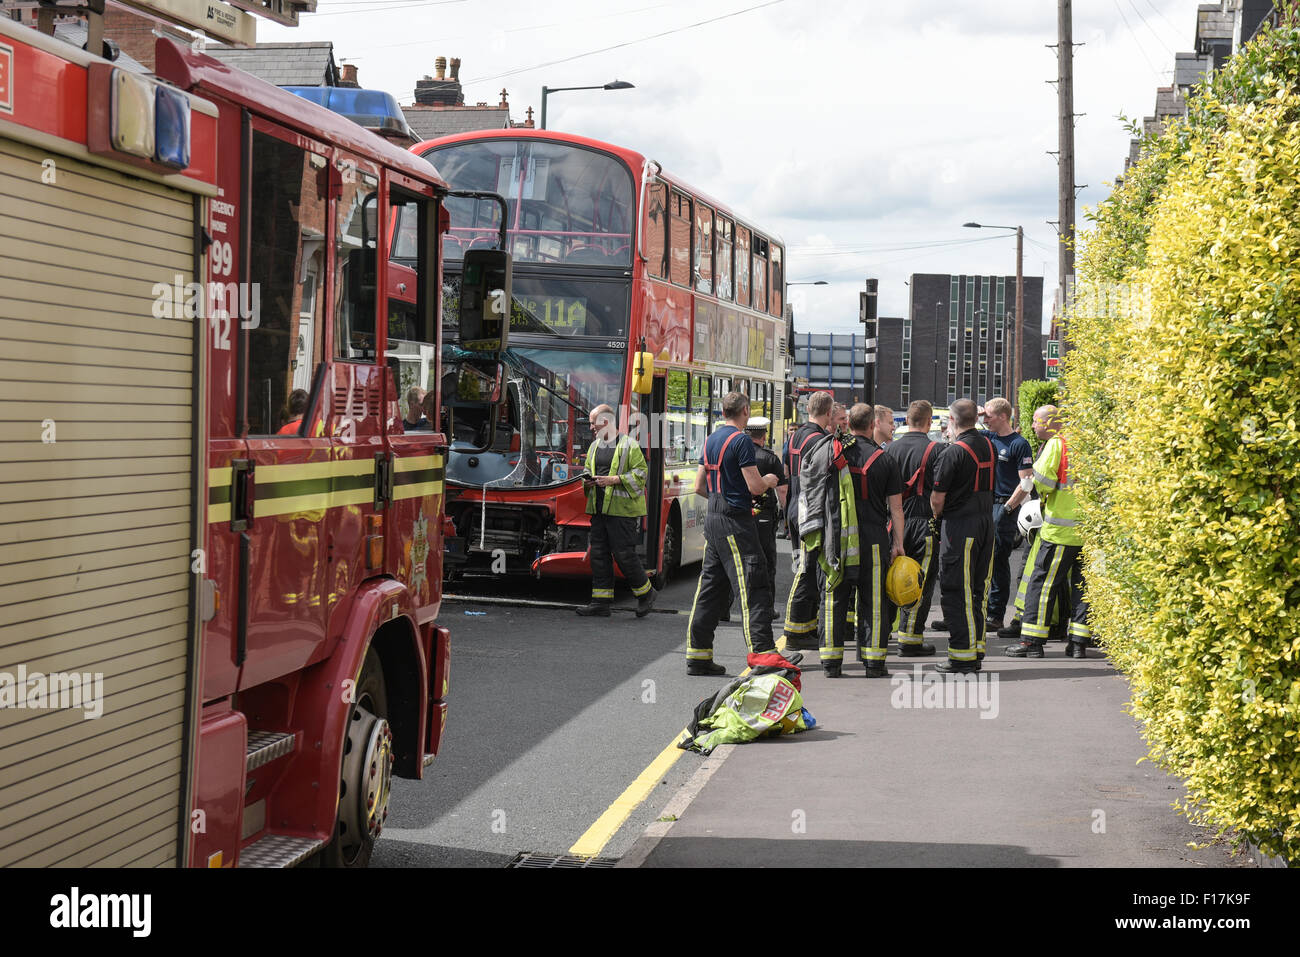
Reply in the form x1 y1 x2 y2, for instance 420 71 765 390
507 852 618 869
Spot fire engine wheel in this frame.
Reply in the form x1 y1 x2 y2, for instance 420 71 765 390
320 648 392 869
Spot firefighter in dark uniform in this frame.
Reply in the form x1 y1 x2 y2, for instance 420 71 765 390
685 391 782 676
930 399 995 673
746 417 786 620
883 399 939 656
780 390 834 651
823 403 906 678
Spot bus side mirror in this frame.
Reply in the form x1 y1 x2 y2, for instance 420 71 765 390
632 351 654 395
459 248 512 354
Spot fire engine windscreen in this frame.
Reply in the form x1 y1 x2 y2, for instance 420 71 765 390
426 139 635 267
442 344 624 489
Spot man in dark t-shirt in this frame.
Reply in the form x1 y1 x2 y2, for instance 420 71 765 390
684 392 782 676
747 417 786 618
931 399 995 674
884 400 940 655
980 397 1034 628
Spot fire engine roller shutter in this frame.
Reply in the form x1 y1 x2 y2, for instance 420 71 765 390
0 139 199 867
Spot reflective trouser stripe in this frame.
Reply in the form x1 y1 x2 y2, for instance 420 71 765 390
631 579 652 596
949 537 977 661
898 533 933 642
1014 534 1042 614
1022 543 1066 640
726 534 754 654
821 574 842 662
685 561 711 659
979 541 994 655
862 544 886 661
592 588 614 600
1068 621 1092 638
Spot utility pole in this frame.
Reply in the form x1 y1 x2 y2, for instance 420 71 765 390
860 278 878 406
1015 224 1024 402
1057 0 1076 344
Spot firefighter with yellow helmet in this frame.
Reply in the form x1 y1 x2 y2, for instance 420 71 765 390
821 403 906 678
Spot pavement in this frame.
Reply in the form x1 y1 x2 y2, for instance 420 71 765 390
624 545 1249 868
371 535 1249 869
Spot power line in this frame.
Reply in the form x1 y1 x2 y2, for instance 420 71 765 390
1124 0 1174 57
1111 0 1163 78
1139 0 1181 36
466 0 788 84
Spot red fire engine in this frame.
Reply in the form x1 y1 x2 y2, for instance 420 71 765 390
0 15 508 867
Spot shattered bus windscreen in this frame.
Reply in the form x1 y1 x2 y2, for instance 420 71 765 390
444 346 625 489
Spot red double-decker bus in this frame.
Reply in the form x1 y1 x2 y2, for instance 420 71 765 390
414 130 792 582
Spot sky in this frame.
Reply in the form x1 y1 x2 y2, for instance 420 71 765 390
260 0 1204 334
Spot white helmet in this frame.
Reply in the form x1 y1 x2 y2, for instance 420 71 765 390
1017 499 1043 537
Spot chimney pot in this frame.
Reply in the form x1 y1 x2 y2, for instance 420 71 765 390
340 64 359 87
449 57 461 81
435 57 446 80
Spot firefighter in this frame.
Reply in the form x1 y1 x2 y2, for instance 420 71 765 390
577 404 657 618
981 397 1033 631
277 389 309 435
883 399 939 656
1001 405 1091 658
746 416 786 619
930 398 996 673
822 403 905 677
872 404 895 446
780 391 834 650
685 391 782 675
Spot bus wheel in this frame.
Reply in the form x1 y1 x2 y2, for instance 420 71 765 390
661 511 682 583
319 647 392 868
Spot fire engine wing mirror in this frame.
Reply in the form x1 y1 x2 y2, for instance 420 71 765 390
458 248 513 355
446 188 509 251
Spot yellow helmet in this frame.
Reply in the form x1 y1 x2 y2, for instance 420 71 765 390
886 555 923 607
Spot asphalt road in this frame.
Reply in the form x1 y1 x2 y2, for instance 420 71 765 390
371 536 799 867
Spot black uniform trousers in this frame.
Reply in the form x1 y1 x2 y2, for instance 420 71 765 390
896 516 940 646
1021 539 1091 644
938 511 994 663
589 512 652 603
821 537 894 664
782 530 824 647
756 514 779 617
686 496 776 660
986 502 1021 622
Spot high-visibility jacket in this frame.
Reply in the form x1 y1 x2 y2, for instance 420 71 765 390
797 432 861 589
584 434 648 517
1031 434 1081 546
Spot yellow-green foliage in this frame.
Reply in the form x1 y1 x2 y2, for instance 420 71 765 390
1018 379 1058 457
1067 24 1300 860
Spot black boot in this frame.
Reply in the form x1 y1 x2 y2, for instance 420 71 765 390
687 660 726 676
996 618 1022 640
823 660 843 678
863 661 890 678
1004 640 1045 658
935 659 979 675
576 602 611 617
931 619 949 631
897 642 937 657
635 587 658 618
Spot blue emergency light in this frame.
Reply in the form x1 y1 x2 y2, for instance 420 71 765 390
153 84 192 170
284 86 415 141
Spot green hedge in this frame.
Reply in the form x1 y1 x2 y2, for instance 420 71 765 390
1017 379 1058 457
1066 14 1300 861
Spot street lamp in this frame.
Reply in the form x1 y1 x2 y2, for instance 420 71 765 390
539 80 634 130
963 221 1024 402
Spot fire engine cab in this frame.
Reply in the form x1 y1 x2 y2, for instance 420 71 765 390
0 11 509 867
